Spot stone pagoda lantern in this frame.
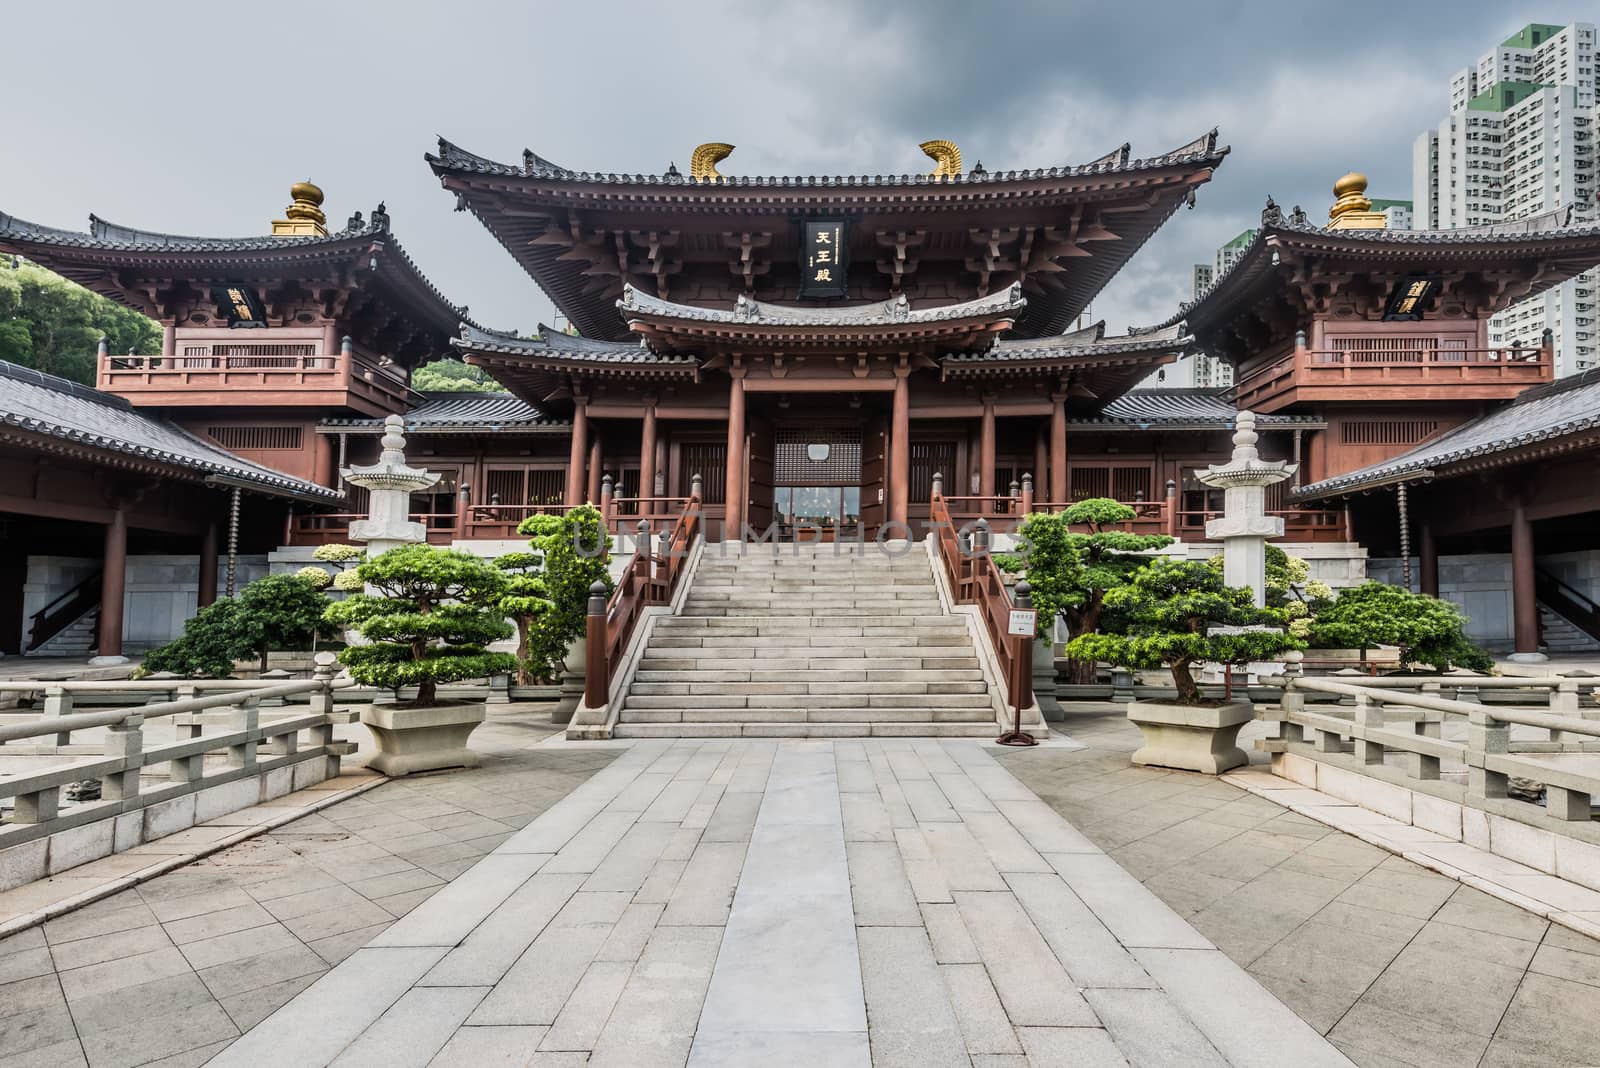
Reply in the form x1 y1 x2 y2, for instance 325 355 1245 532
1196 410 1296 607
343 414 438 557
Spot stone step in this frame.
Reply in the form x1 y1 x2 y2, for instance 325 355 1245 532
655 617 964 631
619 707 995 723
684 592 938 603
637 644 976 661
627 681 985 697
612 721 1009 738
638 656 978 673
681 607 943 618
632 668 985 686
647 633 971 649
627 691 993 709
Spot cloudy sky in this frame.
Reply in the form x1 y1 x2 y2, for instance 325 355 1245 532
5 0 1594 334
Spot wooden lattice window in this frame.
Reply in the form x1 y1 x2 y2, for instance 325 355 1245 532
1340 420 1442 446
774 429 862 485
207 425 303 450
910 442 956 502
682 444 727 504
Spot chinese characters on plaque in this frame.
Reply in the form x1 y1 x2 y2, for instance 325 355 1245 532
799 218 850 298
211 284 269 328
1383 275 1439 321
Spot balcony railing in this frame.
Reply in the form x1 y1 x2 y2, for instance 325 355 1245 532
99 342 416 412
1233 337 1551 410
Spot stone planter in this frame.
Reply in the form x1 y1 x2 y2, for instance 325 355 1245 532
552 636 585 725
362 699 486 777
1126 698 1253 775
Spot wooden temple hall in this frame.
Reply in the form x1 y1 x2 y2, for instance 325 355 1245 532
7 130 1600 658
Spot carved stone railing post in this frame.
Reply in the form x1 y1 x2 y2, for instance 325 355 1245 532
1278 650 1305 743
43 685 71 747
636 519 653 587
228 696 260 771
1353 693 1384 765
1467 705 1509 800
101 713 144 802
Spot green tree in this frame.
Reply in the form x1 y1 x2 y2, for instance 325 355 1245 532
1013 500 1174 683
236 574 330 665
0 259 161 383
1066 558 1297 705
518 505 612 664
411 357 507 393
141 599 258 678
324 545 518 705
495 551 558 684
1309 582 1493 671
1206 544 1334 639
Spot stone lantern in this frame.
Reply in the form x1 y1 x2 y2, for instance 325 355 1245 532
1196 411 1296 607
342 415 438 557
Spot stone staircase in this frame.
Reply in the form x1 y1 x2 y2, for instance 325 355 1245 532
613 542 1004 737
1539 603 1600 654
28 610 98 657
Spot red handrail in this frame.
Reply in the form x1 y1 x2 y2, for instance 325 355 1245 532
930 491 1030 711
593 491 703 699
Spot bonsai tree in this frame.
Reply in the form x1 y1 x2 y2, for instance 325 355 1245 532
236 573 330 666
141 598 257 678
517 504 612 665
1309 582 1493 672
495 550 559 684
1207 544 1334 639
324 545 519 705
312 543 367 592
1067 557 1297 704
1014 500 1174 682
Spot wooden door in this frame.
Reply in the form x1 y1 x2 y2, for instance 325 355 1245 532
746 417 775 537
860 415 888 537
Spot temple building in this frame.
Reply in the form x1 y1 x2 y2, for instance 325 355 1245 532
5 135 1600 660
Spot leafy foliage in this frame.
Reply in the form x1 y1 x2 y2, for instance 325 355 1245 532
323 545 518 704
1206 544 1334 638
410 358 507 393
518 505 612 664
1066 558 1297 704
296 566 333 589
1013 500 1173 682
0 259 161 383
496 550 558 684
140 573 329 677
141 599 258 678
1309 582 1494 671
312 543 366 563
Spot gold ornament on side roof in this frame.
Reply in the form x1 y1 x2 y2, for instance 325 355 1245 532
272 179 328 237
920 140 963 178
690 143 735 181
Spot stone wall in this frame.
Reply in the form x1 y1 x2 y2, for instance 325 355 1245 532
1369 554 1513 649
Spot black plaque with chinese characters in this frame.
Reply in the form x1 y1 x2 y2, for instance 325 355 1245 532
211 284 269 328
799 219 849 298
1383 274 1440 321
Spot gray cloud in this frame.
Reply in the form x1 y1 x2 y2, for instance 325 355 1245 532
5 0 1596 336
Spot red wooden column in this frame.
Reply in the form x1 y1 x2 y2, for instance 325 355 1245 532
564 396 589 506
1049 391 1068 505
1419 521 1439 598
96 506 128 661
639 397 659 505
889 367 911 530
197 520 219 608
587 436 603 506
1510 500 1539 656
978 395 997 500
724 368 747 540
1033 429 1049 505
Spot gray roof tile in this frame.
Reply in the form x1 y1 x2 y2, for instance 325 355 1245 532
324 391 565 431
0 361 340 500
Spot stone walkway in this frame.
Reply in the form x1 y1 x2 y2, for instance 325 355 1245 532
997 705 1600 1068
214 737 1347 1067
0 713 615 1068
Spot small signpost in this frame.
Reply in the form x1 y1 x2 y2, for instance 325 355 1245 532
997 582 1039 747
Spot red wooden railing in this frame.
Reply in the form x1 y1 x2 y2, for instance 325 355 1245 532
1233 338 1551 410
586 487 704 705
930 488 1031 712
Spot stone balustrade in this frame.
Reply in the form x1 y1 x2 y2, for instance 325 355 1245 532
0 654 358 890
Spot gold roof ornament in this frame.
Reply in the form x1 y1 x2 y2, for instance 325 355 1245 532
920 139 962 178
1326 171 1386 231
272 179 328 237
690 143 734 181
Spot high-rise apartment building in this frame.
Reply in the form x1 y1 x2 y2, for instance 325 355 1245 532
1413 22 1598 375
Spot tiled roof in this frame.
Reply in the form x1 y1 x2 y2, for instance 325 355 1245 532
1139 202 1600 334
453 323 693 365
1086 388 1322 427
427 130 1226 187
1297 369 1600 496
943 321 1187 365
323 391 566 432
0 361 341 500
619 284 1026 327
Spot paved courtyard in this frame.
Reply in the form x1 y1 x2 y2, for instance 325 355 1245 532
998 705 1600 1068
209 736 1344 1067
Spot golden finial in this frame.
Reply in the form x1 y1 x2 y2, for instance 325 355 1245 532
920 139 963 178
690 143 734 181
272 179 328 237
1329 172 1372 221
